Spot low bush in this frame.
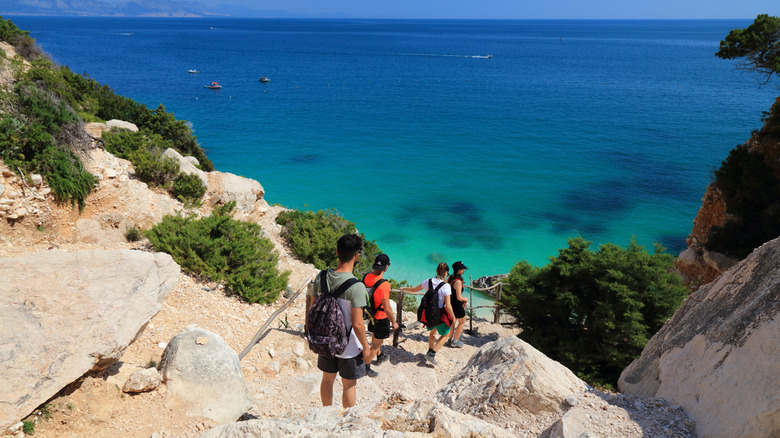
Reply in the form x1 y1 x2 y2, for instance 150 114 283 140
124 226 142 242
128 146 179 187
500 237 688 389
275 209 381 275
172 172 206 206
146 202 290 304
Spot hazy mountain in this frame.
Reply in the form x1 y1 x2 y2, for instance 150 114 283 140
0 0 293 17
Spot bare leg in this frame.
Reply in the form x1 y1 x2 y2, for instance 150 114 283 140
428 329 437 350
342 377 357 407
365 338 384 365
433 333 449 352
320 372 337 406
451 317 466 342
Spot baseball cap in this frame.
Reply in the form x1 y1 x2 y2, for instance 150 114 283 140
452 261 468 271
373 253 390 270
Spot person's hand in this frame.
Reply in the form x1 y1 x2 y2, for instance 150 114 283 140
392 321 399 330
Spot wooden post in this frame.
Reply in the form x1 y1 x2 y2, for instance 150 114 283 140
468 275 473 334
493 282 502 324
304 282 312 335
392 290 404 347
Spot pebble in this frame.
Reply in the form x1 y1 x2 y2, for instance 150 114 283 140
158 342 167 349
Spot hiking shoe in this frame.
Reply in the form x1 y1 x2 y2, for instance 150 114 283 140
445 339 453 348
425 352 438 366
453 340 464 348
365 366 378 377
375 353 388 365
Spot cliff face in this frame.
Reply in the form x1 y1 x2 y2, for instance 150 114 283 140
678 95 780 285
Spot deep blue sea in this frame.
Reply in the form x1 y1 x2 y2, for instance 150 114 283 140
8 17 778 300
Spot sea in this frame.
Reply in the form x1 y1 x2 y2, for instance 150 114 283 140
7 17 778 307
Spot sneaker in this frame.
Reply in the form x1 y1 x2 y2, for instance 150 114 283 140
445 339 453 348
453 340 464 348
365 365 378 377
425 351 438 366
375 353 388 365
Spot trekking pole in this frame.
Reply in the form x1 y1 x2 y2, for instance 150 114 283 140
238 277 312 360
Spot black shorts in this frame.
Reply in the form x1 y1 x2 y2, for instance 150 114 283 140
452 299 466 319
317 351 365 380
368 318 391 339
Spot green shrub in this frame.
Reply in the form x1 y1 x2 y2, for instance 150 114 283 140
275 209 381 275
22 420 34 435
124 226 142 242
146 202 290 304
37 146 96 211
172 172 206 206
500 237 688 388
709 144 780 259
129 146 179 187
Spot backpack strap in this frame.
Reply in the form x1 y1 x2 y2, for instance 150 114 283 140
370 279 387 312
319 270 329 296
333 277 360 298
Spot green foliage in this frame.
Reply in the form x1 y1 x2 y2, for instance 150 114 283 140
500 237 688 388
22 420 34 435
708 141 780 259
146 202 290 304
0 16 29 43
716 14 780 84
388 278 417 312
0 16 42 61
172 172 206 206
275 209 381 275
37 146 96 210
124 226 142 242
128 145 180 187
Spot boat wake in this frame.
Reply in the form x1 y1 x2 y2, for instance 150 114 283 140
400 53 493 59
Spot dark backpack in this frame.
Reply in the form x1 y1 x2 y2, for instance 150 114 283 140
417 279 445 327
361 273 387 324
306 270 360 357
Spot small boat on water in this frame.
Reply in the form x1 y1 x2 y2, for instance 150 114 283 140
485 54 493 58
188 69 199 74
205 81 221 89
258 76 270 83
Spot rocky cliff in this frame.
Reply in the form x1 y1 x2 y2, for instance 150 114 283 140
620 236 780 438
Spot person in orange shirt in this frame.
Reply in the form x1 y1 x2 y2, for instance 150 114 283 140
362 253 398 377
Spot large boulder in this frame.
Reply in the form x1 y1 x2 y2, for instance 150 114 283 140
435 336 587 425
162 148 209 187
159 328 252 424
205 171 269 221
0 249 180 430
619 237 780 438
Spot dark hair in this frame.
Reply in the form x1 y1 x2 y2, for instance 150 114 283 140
337 234 363 262
436 262 449 278
448 273 463 286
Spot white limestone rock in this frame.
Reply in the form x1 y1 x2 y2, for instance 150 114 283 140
123 368 163 393
435 336 588 425
162 148 208 187
159 328 252 424
106 119 139 132
0 249 180 430
619 237 780 438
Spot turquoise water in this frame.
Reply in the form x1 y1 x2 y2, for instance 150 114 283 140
10 18 778 302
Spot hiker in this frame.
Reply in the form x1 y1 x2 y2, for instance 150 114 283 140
446 261 469 348
362 253 398 377
401 262 455 366
308 234 370 408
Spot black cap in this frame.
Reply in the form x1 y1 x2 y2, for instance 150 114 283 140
373 254 390 270
452 261 468 271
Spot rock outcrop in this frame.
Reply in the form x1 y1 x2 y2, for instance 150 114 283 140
200 393 512 438
159 328 252 424
436 336 588 425
205 171 269 222
163 148 209 187
0 249 180 430
619 237 780 438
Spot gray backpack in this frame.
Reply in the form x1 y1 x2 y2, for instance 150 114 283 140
306 270 359 357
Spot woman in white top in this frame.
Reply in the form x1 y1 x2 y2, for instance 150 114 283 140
402 262 455 366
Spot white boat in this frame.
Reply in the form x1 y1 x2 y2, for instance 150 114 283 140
188 69 199 74
258 76 270 83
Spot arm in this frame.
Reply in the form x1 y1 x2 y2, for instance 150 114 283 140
454 280 467 303
351 307 370 353
382 297 398 329
402 285 424 293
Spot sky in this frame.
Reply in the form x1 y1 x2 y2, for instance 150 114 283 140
199 0 780 20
